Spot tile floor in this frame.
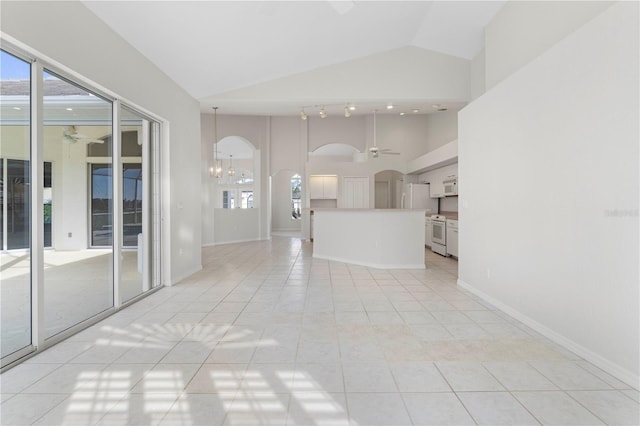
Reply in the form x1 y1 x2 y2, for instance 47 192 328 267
1 237 638 425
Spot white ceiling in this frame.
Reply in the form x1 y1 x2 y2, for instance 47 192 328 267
83 1 505 116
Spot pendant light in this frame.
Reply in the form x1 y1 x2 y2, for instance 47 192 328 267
211 107 222 178
228 154 235 177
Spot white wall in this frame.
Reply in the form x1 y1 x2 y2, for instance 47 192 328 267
270 117 304 233
272 170 302 232
201 114 269 245
421 111 458 156
459 2 639 387
271 117 304 175
485 0 614 90
213 208 260 244
209 46 470 109
469 49 486 101
309 116 366 153
1 1 202 284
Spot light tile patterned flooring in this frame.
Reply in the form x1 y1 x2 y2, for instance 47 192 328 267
1 237 638 425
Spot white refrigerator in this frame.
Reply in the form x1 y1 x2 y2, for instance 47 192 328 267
401 183 438 214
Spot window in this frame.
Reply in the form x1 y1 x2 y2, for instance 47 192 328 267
220 187 254 209
222 190 235 208
241 190 253 209
291 174 302 219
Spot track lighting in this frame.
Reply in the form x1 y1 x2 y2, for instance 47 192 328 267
319 108 327 119
300 109 307 120
344 105 351 118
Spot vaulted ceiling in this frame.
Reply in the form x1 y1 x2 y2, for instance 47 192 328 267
84 1 505 116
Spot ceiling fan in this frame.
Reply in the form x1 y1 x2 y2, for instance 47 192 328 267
62 125 104 144
369 110 400 158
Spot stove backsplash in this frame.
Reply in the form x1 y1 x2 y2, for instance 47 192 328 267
440 196 458 213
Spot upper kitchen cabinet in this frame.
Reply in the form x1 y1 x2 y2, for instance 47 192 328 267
430 180 445 198
309 175 338 199
419 163 458 198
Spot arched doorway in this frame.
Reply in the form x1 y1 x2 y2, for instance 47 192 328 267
374 170 404 209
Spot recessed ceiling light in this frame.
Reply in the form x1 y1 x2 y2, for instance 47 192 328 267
349 105 356 111
386 104 394 110
412 109 420 113
399 112 406 116
66 108 73 111
13 107 21 110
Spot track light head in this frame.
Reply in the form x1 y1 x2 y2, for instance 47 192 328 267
300 109 307 120
344 106 351 118
319 108 327 119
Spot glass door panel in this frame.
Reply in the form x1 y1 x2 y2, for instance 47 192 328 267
90 164 113 247
42 70 113 338
0 50 32 358
120 107 149 302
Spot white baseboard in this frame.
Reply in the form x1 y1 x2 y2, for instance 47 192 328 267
169 264 202 286
458 278 639 390
202 238 261 247
313 253 425 270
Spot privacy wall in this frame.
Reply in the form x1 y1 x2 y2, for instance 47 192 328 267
459 2 639 386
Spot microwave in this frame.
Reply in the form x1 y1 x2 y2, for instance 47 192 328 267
443 178 457 196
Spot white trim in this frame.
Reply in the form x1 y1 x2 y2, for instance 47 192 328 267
0 345 35 371
2 158 7 251
161 122 171 286
457 278 640 390
112 101 122 308
203 237 263 247
31 59 44 350
168 264 202 286
142 117 151 292
312 253 425 270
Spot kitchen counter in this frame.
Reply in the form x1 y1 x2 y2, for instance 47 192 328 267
439 211 459 220
312 209 426 269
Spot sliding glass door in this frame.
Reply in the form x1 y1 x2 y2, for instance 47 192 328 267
120 107 157 302
0 50 32 359
1 45 163 368
42 70 114 338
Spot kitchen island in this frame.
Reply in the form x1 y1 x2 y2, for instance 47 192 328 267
312 209 426 269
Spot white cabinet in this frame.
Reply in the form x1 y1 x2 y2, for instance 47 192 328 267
422 164 457 198
310 175 338 199
430 181 444 198
446 219 458 257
